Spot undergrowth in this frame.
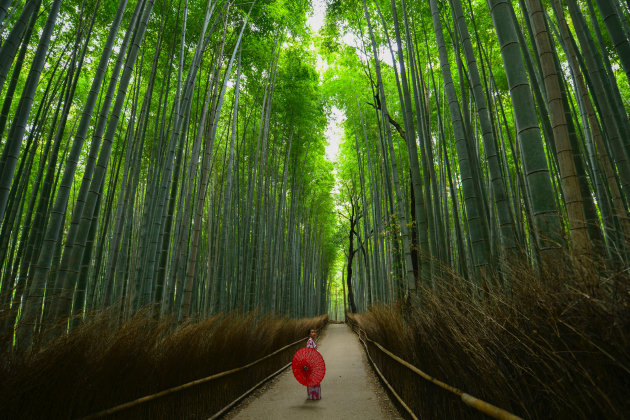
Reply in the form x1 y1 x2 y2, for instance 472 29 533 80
348 260 630 419
0 309 328 419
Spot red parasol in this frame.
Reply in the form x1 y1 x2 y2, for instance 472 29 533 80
292 348 326 387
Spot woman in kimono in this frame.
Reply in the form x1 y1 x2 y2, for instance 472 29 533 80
306 328 321 400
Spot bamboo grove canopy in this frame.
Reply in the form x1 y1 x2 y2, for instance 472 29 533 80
324 0 630 312
0 0 337 348
1 0 630 347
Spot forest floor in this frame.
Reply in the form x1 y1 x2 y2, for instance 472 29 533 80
223 323 403 420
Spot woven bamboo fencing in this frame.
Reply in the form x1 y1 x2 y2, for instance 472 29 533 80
347 320 522 420
76 326 326 420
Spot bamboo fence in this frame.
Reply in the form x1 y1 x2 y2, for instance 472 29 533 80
347 320 522 420
78 327 325 420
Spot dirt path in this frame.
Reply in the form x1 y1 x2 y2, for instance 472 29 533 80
227 323 401 420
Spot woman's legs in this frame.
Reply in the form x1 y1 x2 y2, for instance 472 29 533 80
307 384 321 400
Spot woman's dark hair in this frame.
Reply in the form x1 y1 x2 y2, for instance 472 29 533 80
308 328 315 335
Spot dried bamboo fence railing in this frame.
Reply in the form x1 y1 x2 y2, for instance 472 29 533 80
347 320 522 420
78 326 326 420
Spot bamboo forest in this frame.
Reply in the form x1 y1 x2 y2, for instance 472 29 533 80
0 0 628 417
